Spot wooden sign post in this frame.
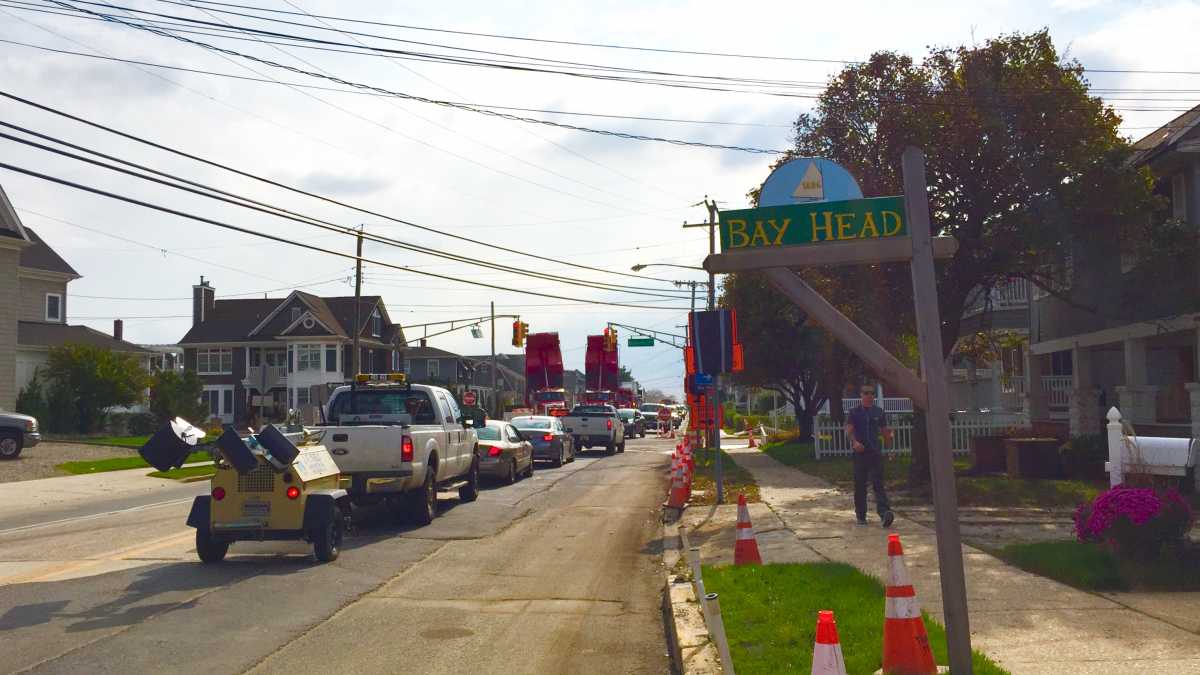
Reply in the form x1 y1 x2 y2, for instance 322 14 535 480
702 147 973 673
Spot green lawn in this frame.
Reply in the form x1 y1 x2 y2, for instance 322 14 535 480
762 441 1103 508
50 435 151 448
148 464 216 480
57 451 211 475
690 449 760 506
702 562 1008 674
999 540 1200 592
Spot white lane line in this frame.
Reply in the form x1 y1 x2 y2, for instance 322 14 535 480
0 497 197 537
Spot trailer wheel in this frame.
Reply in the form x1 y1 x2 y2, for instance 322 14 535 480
195 530 228 564
313 514 343 563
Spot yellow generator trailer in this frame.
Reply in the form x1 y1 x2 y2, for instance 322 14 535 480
140 418 350 564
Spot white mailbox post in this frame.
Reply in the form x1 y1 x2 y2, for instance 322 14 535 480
1105 406 1199 489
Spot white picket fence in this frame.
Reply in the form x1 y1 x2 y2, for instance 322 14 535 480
814 411 1030 459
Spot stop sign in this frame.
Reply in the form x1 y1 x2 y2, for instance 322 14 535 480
462 391 477 406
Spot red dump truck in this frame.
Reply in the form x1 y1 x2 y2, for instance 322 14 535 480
583 333 620 405
525 332 570 415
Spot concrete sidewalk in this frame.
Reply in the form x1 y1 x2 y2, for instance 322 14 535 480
683 443 1200 674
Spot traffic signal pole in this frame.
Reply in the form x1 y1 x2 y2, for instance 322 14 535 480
490 301 497 418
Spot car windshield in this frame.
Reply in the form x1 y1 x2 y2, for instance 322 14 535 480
329 389 437 424
640 404 661 413
572 405 610 415
476 426 502 441
617 410 635 420
513 419 552 430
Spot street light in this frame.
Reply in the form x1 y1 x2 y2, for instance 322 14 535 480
631 262 705 273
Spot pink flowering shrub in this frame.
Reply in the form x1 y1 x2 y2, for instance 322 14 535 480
1075 487 1194 560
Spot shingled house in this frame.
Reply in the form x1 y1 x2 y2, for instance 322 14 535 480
178 278 406 424
0 184 150 410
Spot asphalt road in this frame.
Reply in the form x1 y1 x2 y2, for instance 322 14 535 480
0 435 673 674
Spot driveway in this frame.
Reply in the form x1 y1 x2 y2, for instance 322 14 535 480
0 443 139 484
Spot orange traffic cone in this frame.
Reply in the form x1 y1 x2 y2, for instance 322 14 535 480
733 493 762 565
882 534 937 674
747 424 757 448
812 610 848 675
666 461 688 510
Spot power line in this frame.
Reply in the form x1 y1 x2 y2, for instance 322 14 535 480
0 91 699 287
0 160 701 310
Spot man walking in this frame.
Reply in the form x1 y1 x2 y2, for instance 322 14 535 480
845 385 895 527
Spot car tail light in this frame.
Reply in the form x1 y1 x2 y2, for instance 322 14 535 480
286 486 301 500
606 418 612 430
543 433 554 442
488 446 502 457
211 487 225 501
401 435 414 462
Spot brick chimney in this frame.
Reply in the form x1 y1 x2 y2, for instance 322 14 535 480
192 276 215 326
113 319 123 342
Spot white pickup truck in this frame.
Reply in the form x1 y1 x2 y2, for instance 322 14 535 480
562 404 625 455
318 380 483 525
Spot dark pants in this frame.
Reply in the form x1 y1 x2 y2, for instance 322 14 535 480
852 450 891 519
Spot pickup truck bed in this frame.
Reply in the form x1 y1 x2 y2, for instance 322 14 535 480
562 404 625 455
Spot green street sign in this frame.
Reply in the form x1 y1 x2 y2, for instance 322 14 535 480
718 196 907 251
627 337 655 347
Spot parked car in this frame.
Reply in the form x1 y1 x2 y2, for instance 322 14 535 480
475 420 534 484
511 415 575 467
671 405 687 428
616 408 645 438
563 404 625 455
319 377 482 525
0 410 39 460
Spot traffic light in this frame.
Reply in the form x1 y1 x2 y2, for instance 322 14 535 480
512 321 529 347
603 327 617 351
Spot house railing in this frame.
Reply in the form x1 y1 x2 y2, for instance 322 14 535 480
244 365 288 389
964 278 1030 316
814 411 1031 458
818 397 914 415
1000 375 1027 396
1042 375 1073 407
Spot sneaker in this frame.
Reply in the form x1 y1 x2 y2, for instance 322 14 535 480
855 518 869 526
881 510 895 528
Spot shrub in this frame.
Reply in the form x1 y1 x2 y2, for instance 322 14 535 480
1074 486 1194 561
1059 433 1107 479
15 371 51 428
127 412 157 435
149 369 209 425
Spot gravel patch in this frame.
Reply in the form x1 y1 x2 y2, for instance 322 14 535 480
0 442 141 484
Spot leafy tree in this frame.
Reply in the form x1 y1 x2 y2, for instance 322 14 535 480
44 343 151 433
14 370 50 427
784 30 1154 483
149 369 210 425
643 388 668 403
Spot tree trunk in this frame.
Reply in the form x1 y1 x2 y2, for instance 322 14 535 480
798 410 815 442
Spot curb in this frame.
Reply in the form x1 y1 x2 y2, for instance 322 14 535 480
662 518 723 674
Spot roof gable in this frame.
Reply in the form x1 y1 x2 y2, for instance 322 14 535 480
279 309 338 337
0 183 31 243
1130 104 1200 167
20 228 80 277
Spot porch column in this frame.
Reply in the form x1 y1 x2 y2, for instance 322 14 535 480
1116 337 1158 424
1186 382 1200 441
1024 350 1048 420
989 360 1006 411
1071 346 1101 436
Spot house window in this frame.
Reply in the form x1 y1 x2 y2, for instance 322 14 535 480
371 308 382 337
402 358 410 375
196 349 233 375
427 359 440 379
45 293 62 322
295 344 322 371
293 388 311 408
201 385 234 422
325 346 338 372
249 349 261 367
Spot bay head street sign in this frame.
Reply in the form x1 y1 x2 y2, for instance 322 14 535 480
718 196 907 251
759 157 864 206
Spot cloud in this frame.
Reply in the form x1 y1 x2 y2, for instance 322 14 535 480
296 171 392 197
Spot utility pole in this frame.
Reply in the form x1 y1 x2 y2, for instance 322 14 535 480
352 226 363 376
683 197 723 500
490 300 497 418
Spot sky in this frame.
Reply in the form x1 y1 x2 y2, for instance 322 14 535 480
1 0 1197 398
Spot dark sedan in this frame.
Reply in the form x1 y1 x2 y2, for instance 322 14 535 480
510 415 575 467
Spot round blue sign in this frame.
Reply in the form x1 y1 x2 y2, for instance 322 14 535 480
758 157 863 208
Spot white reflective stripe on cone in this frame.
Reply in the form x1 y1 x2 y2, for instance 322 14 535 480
811 643 848 675
736 526 756 541
885 595 922 619
888 555 912 586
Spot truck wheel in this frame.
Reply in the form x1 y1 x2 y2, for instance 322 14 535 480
0 432 22 460
408 467 438 526
605 442 615 456
195 530 228 564
458 457 480 503
312 514 343 563
618 441 626 453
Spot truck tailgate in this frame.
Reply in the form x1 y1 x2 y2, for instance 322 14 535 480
319 426 407 473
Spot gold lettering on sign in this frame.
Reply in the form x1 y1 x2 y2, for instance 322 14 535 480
811 212 834 243
749 221 771 247
766 219 790 245
727 219 750 248
835 213 856 240
859 211 880 238
882 211 903 236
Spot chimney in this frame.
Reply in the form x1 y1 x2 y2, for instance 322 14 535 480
192 276 215 326
113 319 123 342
